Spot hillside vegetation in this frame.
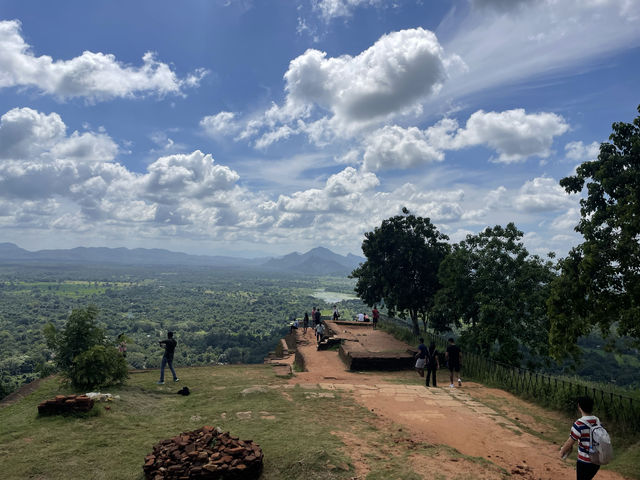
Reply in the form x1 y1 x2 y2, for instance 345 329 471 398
0 264 367 398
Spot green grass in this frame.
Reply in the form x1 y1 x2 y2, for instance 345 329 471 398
0 364 523 480
1 366 360 479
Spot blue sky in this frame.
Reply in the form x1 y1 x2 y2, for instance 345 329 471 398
0 0 638 257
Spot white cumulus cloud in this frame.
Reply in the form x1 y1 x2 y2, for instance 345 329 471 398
565 140 600 162
0 20 207 102
227 27 462 147
363 125 444 171
359 108 569 171
513 177 572 212
446 109 569 163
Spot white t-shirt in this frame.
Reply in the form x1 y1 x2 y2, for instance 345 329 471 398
358 313 364 322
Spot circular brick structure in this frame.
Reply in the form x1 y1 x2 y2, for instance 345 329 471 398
143 426 263 479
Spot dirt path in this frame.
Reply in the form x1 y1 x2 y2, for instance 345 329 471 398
289 328 627 480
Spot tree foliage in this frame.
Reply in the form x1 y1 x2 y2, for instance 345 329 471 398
44 306 127 389
70 345 128 390
550 105 640 360
351 208 450 334
434 223 555 366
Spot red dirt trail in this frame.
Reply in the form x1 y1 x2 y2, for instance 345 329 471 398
289 327 628 480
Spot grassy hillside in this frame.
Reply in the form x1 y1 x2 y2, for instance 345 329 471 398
2 363 639 479
2 365 463 480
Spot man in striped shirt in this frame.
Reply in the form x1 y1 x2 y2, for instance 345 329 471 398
559 396 600 480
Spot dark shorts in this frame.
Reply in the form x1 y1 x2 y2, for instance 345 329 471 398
577 461 599 480
448 363 460 372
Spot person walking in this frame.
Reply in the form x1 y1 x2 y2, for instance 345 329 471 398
314 307 321 326
425 341 439 387
414 337 428 378
157 331 179 385
559 396 604 480
445 337 461 387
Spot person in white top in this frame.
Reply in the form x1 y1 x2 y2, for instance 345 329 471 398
357 312 364 322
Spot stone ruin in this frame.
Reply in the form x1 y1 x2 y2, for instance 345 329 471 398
37 394 94 415
143 426 263 479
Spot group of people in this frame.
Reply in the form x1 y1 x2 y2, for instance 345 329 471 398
412 337 609 480
414 337 461 388
153 327 609 480
354 306 380 328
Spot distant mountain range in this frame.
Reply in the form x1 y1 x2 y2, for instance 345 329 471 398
0 243 364 275
261 246 363 275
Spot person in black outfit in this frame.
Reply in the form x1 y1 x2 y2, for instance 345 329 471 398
445 337 462 387
425 341 439 387
158 331 179 384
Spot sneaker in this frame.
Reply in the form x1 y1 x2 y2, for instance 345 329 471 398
174 378 180 382
450 383 455 388
458 378 462 386
157 381 164 385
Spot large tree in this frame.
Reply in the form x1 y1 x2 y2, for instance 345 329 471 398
549 105 640 360
350 208 450 334
433 223 555 366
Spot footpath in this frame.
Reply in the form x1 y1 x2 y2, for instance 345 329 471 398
287 327 628 480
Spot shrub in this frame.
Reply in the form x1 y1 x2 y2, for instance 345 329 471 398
69 345 128 390
44 306 129 390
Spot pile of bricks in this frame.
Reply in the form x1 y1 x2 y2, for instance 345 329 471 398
37 395 94 415
143 426 263 479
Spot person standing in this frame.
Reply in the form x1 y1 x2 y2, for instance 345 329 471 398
315 322 324 344
559 396 603 480
311 307 317 327
314 307 321 326
372 306 379 329
425 341 439 387
332 305 340 321
158 331 179 385
303 312 309 334
414 337 428 378
445 337 461 388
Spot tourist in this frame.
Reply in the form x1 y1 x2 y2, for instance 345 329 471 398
290 317 299 334
332 305 340 321
303 312 309 334
372 306 379 329
425 341 439 387
357 312 364 322
414 337 428 378
315 322 324 343
314 307 321 326
559 396 603 480
158 331 179 385
445 337 462 388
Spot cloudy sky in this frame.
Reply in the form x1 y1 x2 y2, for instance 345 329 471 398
0 0 638 258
